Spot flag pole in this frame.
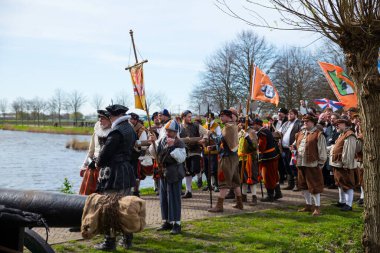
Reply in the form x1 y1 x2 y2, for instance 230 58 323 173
240 61 254 183
127 30 160 170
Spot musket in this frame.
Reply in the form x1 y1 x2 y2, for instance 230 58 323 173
135 136 203 148
206 103 212 208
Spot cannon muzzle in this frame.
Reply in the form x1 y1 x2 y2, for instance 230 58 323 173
0 188 86 227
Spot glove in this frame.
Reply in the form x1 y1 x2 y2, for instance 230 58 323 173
80 168 86 177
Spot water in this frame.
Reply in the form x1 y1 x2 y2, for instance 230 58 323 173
0 130 154 192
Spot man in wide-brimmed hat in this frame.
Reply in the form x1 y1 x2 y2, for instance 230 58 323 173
294 114 327 216
252 118 282 202
208 109 243 212
351 113 364 206
79 110 112 196
202 111 222 193
179 110 208 198
95 104 137 251
330 117 358 211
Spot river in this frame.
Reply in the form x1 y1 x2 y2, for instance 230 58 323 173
0 130 154 192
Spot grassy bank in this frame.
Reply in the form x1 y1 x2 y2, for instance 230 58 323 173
0 124 93 135
53 204 363 253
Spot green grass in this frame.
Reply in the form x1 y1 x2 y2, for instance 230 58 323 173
0 124 93 135
53 203 364 253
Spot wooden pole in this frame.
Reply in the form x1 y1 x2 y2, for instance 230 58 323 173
130 30 139 64
127 30 159 171
240 61 254 183
207 102 213 208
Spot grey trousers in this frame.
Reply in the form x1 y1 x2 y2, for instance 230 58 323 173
160 178 182 222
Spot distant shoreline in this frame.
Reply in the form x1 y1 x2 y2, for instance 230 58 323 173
0 124 93 135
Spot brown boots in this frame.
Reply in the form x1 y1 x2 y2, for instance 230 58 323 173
232 196 244 210
298 205 322 216
208 196 245 212
298 204 313 212
208 198 224 213
248 195 258 206
312 206 321 216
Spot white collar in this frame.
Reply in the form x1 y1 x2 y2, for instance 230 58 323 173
111 115 130 129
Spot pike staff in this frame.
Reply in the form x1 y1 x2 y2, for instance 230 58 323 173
206 103 213 208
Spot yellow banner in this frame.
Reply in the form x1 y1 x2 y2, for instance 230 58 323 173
130 64 146 111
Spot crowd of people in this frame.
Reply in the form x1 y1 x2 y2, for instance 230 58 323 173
77 101 364 251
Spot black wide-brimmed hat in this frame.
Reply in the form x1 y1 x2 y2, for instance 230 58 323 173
181 110 192 118
278 108 288 114
204 112 215 118
219 109 233 118
106 104 129 116
129 112 139 120
151 112 159 121
97 110 110 118
252 118 263 126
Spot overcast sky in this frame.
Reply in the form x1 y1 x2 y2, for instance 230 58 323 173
0 0 319 115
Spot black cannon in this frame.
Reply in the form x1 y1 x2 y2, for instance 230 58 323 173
0 188 87 253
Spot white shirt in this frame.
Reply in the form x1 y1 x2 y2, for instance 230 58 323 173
281 120 295 148
275 120 283 131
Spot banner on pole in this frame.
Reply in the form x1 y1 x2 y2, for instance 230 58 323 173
251 65 279 106
318 61 357 109
130 64 146 111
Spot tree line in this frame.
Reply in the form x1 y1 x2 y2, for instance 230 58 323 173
189 30 342 115
0 89 171 127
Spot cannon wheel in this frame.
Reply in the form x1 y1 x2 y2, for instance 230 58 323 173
24 228 55 253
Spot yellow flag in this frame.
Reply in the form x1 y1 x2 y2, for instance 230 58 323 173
130 64 146 111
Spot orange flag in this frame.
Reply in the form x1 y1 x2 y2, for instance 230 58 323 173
318 61 357 109
129 64 147 111
251 65 279 106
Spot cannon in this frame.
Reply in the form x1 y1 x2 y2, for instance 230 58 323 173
0 188 87 253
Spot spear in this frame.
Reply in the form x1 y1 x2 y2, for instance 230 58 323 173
206 102 213 208
240 61 254 185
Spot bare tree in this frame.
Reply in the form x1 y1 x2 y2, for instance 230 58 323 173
11 97 26 125
52 89 66 127
65 90 86 126
190 42 240 111
150 91 172 111
190 30 277 115
317 39 345 67
217 1 380 251
273 47 335 109
233 30 277 95
114 90 132 108
28 97 46 126
0 99 7 123
91 93 104 111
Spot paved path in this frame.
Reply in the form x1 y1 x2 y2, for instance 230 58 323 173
34 187 350 245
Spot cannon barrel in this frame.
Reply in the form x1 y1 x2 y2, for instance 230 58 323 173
0 188 86 227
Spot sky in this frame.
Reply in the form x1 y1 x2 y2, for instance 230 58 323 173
0 0 319 115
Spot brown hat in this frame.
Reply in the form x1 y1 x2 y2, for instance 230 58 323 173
347 107 358 112
336 118 351 125
351 113 360 119
219 109 233 118
229 107 239 118
302 114 317 124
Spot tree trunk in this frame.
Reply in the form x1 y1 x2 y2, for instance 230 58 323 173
346 47 380 253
